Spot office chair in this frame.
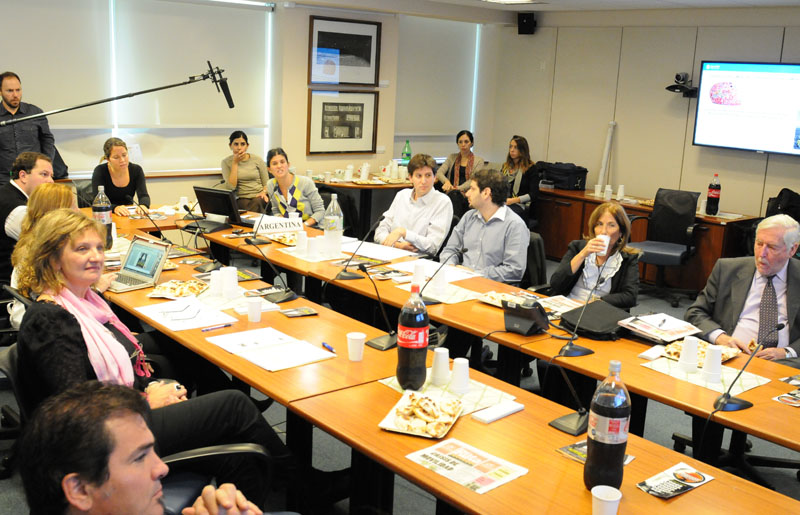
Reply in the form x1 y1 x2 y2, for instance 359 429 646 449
434 214 460 260
628 188 701 308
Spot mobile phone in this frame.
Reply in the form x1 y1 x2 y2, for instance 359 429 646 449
232 228 243 234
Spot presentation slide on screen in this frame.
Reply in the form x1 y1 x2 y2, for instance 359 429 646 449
124 245 162 276
694 62 800 155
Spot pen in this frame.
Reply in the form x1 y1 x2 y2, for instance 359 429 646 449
321 341 336 353
658 318 667 328
201 323 233 332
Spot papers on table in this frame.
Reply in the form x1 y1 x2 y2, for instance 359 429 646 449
637 462 713 499
534 295 583 318
206 327 335 372
341 241 417 261
135 297 237 331
641 357 770 395
406 438 528 495
388 258 479 283
277 247 348 263
396 282 481 304
619 313 700 343
380 369 516 416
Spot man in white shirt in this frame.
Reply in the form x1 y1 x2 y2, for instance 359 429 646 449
0 151 54 284
686 214 800 360
374 153 453 256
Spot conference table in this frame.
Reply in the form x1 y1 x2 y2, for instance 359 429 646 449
313 178 411 237
101 230 800 512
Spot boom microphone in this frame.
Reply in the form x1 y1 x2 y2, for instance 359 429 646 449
207 60 235 109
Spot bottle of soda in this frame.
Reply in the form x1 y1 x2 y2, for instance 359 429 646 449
584 360 631 491
401 140 412 161
397 284 429 390
706 173 721 216
322 193 344 257
92 185 113 249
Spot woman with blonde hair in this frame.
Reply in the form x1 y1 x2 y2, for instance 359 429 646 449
91 137 150 216
16 209 289 505
549 201 641 309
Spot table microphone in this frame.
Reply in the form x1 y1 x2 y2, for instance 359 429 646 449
335 215 385 280
417 248 466 305
183 205 223 273
124 196 174 245
244 237 296 303
714 323 785 411
357 263 398 351
247 198 272 246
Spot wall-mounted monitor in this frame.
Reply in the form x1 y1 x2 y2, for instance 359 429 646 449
693 61 800 156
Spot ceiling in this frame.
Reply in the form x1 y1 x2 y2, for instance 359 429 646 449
422 0 800 11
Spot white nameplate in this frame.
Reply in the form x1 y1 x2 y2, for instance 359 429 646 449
254 215 303 234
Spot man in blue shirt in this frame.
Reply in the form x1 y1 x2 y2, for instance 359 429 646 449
0 72 55 184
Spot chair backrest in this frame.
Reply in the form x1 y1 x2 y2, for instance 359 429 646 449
0 344 32 423
435 214 460 260
648 188 700 244
317 186 360 237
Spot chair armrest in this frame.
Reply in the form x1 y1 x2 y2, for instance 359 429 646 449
161 443 271 467
528 283 551 295
628 215 649 225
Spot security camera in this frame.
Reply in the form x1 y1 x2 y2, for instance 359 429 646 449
675 72 689 84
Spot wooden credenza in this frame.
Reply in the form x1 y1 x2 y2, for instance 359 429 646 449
534 189 758 291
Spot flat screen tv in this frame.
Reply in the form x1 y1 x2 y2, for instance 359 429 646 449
693 61 800 156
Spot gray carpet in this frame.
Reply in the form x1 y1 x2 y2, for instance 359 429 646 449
1 257 798 512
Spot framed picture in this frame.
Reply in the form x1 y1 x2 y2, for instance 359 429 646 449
308 16 381 86
307 90 379 155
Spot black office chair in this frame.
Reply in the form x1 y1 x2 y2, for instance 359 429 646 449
628 188 701 307
434 214 460 260
318 186 360 237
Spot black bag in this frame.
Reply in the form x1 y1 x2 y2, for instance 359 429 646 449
559 300 629 340
766 188 800 222
538 161 588 191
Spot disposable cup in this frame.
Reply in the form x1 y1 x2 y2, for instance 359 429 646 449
594 184 602 197
616 184 625 201
247 297 262 323
595 234 610 257
603 185 613 201
347 331 366 362
412 262 426 287
450 357 470 395
344 169 353 181
678 336 699 372
591 485 621 515
701 344 723 383
178 196 189 208
429 267 448 297
431 347 450 386
221 266 239 300
295 231 308 255
307 236 321 258
360 169 369 181
324 172 332 183
209 270 223 297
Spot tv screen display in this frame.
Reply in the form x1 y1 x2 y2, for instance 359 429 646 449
693 61 800 156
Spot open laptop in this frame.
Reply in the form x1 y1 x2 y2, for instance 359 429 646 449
107 236 170 293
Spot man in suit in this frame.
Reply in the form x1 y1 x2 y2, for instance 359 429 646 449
686 214 800 360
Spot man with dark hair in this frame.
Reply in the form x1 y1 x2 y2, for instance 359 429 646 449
0 72 55 182
18 381 263 515
440 168 529 283
0 151 54 284
374 153 453 256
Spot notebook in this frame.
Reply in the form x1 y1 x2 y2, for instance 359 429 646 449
107 236 170 293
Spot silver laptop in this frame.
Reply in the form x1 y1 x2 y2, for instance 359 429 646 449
108 236 170 293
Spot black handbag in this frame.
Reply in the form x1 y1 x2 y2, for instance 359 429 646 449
538 162 588 191
559 300 629 340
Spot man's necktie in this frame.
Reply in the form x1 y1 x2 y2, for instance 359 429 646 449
758 275 779 348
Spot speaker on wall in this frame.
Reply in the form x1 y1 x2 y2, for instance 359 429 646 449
518 12 536 35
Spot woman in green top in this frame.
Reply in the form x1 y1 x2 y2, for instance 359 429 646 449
220 130 270 212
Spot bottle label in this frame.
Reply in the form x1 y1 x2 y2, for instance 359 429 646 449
707 188 720 199
324 215 343 231
397 324 428 349
587 411 630 445
93 210 112 225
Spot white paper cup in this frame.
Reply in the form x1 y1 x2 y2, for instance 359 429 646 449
247 297 262 323
221 266 238 300
603 185 613 201
412 262 426 287
431 347 450 386
678 336 699 372
295 231 308 255
591 485 621 515
429 267 448 296
178 196 189 207
594 184 602 197
209 270 223 297
595 234 611 257
450 357 470 395
616 184 625 201
347 331 366 362
307 236 321 258
702 344 723 383
360 169 369 181
306 169 314 178
324 171 332 183
344 169 353 181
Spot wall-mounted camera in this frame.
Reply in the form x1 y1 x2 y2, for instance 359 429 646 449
666 72 698 98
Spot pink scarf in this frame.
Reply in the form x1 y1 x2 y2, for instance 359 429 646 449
50 287 149 386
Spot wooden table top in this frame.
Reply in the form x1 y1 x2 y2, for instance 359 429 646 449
290 374 800 514
80 207 181 233
313 179 412 191
519 334 800 452
104 263 406 406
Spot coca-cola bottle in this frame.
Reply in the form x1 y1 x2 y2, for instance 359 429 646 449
584 360 631 491
396 284 429 390
706 173 721 216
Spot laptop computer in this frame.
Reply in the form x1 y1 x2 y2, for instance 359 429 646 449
107 236 170 293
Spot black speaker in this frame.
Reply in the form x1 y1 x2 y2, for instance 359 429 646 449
518 12 536 35
503 299 549 336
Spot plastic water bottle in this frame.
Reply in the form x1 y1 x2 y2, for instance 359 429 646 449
322 193 344 257
401 140 412 161
397 284 429 390
584 360 631 490
706 173 721 216
92 186 113 249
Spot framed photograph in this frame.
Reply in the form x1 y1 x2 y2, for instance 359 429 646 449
307 90 378 155
308 16 381 86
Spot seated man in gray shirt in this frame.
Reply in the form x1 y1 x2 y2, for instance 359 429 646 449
439 168 530 367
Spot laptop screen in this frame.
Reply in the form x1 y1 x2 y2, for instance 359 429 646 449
122 241 165 278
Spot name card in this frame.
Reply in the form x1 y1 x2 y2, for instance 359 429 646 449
254 215 304 234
